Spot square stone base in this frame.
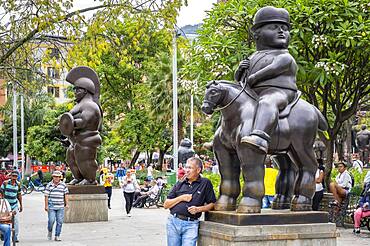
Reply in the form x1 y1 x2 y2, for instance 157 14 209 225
64 193 108 223
206 209 328 225
198 221 338 246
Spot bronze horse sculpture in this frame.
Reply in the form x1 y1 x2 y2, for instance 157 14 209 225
201 80 328 213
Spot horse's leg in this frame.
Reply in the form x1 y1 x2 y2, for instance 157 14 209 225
213 135 240 211
288 146 317 211
271 154 297 209
236 146 265 213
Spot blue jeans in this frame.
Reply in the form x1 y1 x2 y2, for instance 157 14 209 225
0 223 11 246
48 208 64 236
262 195 274 208
167 214 199 246
12 207 19 240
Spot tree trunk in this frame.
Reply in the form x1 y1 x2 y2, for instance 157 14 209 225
159 144 171 171
148 151 153 165
345 119 353 159
130 150 140 167
323 136 335 190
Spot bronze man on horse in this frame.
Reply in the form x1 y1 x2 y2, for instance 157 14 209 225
201 6 328 213
235 6 298 154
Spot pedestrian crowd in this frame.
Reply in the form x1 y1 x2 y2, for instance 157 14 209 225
0 152 368 245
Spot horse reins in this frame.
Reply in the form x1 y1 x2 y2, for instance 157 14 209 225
211 81 257 112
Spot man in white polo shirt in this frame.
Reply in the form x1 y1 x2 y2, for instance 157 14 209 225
44 171 69 241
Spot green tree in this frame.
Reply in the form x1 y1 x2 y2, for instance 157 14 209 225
0 90 56 157
67 1 183 163
0 0 176 95
25 103 69 163
184 0 370 181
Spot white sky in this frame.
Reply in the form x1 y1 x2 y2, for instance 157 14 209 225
73 0 217 27
177 0 217 27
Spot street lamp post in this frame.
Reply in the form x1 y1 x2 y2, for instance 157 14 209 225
172 31 179 178
21 94 25 178
12 82 18 169
190 94 194 144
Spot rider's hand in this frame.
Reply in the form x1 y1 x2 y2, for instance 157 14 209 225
238 59 250 70
180 194 192 202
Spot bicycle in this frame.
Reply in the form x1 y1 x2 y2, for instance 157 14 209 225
21 177 46 195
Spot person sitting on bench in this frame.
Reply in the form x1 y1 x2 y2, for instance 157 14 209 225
329 162 352 207
133 180 160 208
353 181 370 234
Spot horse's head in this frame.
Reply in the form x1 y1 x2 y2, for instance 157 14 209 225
201 81 226 115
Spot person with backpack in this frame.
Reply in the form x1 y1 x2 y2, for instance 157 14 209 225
0 171 22 243
353 182 370 235
329 162 352 207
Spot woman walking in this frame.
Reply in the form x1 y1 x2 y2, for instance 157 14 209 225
122 170 139 217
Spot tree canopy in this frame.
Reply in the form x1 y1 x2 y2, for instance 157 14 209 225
184 0 370 173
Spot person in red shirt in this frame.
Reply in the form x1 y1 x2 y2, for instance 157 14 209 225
0 168 8 187
177 163 185 180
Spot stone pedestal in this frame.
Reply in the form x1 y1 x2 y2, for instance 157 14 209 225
198 210 338 246
64 185 108 223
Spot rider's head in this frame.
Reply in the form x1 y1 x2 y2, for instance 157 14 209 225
73 77 95 102
252 6 291 50
66 66 98 102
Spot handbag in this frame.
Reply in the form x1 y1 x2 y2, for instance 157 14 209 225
0 200 12 224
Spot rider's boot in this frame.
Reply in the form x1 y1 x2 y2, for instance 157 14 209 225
77 179 98 185
69 178 83 185
202 141 213 151
241 130 270 154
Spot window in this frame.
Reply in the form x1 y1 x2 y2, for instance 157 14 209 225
47 86 60 98
47 67 60 79
49 48 60 59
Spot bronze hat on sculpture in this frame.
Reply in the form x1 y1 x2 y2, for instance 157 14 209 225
66 66 101 104
251 6 290 31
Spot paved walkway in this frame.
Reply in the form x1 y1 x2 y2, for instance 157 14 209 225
15 189 370 245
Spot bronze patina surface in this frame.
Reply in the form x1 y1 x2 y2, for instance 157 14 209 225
58 66 103 186
201 6 328 214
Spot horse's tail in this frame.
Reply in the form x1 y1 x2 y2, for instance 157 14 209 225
314 106 328 131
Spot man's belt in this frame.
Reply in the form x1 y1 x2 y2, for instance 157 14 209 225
171 213 198 221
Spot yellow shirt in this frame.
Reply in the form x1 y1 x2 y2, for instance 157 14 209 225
264 168 278 196
103 173 114 187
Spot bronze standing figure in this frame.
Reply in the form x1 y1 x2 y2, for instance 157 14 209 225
178 138 195 165
201 6 328 213
59 66 103 185
356 125 370 165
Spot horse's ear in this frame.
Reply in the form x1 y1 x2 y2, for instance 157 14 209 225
206 80 218 89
